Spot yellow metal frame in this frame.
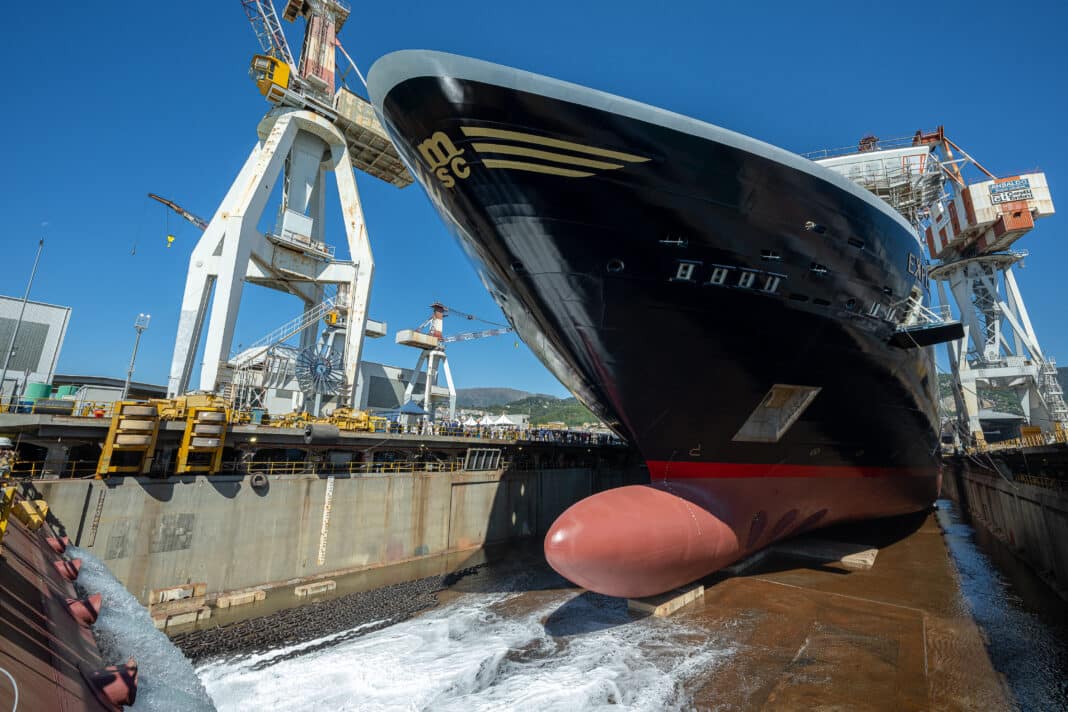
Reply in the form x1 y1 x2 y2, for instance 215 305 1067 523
96 401 161 477
0 486 15 550
176 406 229 474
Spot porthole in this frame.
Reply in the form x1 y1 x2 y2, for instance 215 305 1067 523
810 263 829 276
760 249 782 262
511 261 526 274
845 298 857 310
789 293 810 302
606 259 624 273
813 298 831 306
804 221 828 235
848 237 865 249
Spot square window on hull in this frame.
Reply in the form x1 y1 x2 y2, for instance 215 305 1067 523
732 384 822 443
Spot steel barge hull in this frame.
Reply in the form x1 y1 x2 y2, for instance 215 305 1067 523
368 50 941 597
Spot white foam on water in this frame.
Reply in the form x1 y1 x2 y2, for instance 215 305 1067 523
198 590 732 711
70 546 217 712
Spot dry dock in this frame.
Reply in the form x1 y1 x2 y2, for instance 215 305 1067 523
192 501 1068 711
685 509 1008 710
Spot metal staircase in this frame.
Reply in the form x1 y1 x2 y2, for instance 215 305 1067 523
227 299 336 409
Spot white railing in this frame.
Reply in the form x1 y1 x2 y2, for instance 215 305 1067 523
231 299 336 365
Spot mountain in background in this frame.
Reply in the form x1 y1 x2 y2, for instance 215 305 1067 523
454 388 599 426
483 395 597 427
456 387 548 408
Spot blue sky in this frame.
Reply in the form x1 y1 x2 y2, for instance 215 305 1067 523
2 0 1066 397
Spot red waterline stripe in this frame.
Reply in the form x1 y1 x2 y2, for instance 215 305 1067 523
646 460 940 480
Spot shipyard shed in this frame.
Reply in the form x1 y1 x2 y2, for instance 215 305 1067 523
51 374 167 403
0 295 71 401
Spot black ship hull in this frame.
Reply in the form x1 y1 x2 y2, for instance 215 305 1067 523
369 51 941 597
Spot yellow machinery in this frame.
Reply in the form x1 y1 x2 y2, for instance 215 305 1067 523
265 411 309 430
176 406 229 474
96 402 161 477
260 407 385 433
331 407 387 433
153 394 227 421
250 54 290 101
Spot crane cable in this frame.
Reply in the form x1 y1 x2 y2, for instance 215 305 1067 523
333 39 367 92
442 305 508 328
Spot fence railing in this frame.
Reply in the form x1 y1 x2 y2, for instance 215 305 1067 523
1 398 117 418
237 459 469 476
7 460 100 478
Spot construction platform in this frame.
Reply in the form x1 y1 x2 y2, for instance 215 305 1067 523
0 410 628 479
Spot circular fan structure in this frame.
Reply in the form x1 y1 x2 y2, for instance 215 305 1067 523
295 347 345 396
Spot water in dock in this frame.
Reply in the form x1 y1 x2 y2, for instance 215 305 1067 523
191 504 1067 711
937 499 1068 710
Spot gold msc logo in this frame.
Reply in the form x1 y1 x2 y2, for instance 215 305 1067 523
418 131 470 188
416 126 649 188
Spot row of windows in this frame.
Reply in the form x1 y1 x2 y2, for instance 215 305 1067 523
672 260 784 294
672 258 917 326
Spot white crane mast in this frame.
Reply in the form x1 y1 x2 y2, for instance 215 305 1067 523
166 0 410 416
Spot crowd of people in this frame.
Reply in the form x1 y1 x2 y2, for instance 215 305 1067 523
384 420 625 446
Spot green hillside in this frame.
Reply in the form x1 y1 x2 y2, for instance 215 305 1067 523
484 395 597 427
455 387 538 408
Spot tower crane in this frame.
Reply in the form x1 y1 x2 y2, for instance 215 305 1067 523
166 0 412 416
395 303 515 420
915 128 1064 445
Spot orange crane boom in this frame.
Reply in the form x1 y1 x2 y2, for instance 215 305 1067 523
148 193 208 231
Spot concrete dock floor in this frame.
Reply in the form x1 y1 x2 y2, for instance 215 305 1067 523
196 506 1030 710
685 509 1010 710
441 507 1014 710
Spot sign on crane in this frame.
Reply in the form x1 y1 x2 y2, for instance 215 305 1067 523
914 129 1065 444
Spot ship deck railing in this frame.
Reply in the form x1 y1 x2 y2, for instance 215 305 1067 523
801 133 930 161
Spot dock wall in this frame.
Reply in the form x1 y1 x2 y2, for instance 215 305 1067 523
943 458 1068 599
34 467 642 605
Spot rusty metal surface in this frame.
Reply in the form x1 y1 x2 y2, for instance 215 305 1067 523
0 490 111 711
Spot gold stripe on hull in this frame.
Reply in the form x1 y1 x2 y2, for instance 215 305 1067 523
482 159 594 178
461 126 649 163
471 142 622 170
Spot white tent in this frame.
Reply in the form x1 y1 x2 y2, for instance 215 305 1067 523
462 416 480 426
494 413 529 427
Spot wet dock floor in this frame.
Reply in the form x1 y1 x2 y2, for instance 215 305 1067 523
196 501 1064 710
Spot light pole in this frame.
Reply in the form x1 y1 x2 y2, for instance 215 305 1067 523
1 238 44 408
121 313 151 400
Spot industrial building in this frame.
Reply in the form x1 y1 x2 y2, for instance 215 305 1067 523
0 295 71 403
